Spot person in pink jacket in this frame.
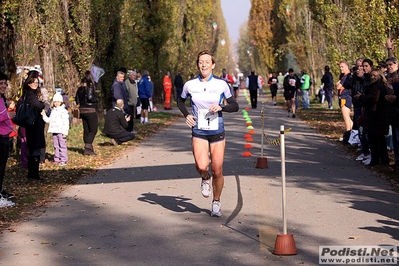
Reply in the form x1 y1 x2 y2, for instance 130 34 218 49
0 71 16 207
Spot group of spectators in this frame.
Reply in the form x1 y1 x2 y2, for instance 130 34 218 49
262 39 399 170
105 68 160 145
327 39 399 169
105 68 189 145
0 69 64 207
0 67 161 207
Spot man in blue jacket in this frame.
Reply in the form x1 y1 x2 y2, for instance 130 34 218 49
138 70 152 124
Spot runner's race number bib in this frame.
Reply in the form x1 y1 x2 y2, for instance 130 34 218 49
197 109 218 130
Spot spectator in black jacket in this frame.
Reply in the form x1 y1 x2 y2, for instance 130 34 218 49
22 71 45 180
321 65 334 109
245 70 262 109
354 68 389 166
103 99 135 145
174 72 184 102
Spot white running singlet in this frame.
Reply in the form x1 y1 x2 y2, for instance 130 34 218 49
181 74 232 135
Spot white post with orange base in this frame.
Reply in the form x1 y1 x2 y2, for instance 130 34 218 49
273 125 297 255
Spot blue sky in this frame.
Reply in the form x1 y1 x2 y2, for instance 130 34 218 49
221 0 251 45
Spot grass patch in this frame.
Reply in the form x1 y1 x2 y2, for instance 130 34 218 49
1 111 181 230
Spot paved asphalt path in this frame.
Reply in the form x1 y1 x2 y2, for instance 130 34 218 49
1 93 398 265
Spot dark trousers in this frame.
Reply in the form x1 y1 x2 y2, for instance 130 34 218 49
354 106 370 155
353 106 362 130
108 131 135 144
81 112 98 144
368 134 389 165
393 125 399 165
0 136 10 190
127 105 135 132
27 148 41 179
325 89 333 108
249 89 258 108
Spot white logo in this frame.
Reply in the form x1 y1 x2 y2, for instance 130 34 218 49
319 246 397 265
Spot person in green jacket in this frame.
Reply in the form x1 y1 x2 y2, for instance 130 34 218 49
300 70 311 109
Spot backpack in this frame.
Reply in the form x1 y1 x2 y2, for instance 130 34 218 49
86 85 98 103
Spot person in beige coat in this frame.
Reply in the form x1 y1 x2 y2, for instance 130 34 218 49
125 70 138 133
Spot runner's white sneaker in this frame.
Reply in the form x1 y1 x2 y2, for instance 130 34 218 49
0 197 15 208
201 179 211 198
211 200 222 217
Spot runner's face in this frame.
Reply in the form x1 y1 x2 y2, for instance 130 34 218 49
198 54 215 79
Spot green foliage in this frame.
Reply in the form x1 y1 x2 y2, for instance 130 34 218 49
245 0 399 94
0 1 20 82
236 23 253 76
5 0 398 108
247 0 274 74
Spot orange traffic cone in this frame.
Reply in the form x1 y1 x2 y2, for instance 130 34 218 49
242 151 252 157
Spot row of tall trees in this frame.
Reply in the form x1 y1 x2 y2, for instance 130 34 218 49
240 0 399 96
3 1 397 103
0 0 234 107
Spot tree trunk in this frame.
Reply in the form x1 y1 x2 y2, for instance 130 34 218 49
39 43 55 94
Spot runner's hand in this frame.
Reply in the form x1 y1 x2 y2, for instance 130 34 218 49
209 103 222 113
185 114 196 127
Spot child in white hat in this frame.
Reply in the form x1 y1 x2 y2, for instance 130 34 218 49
41 93 69 166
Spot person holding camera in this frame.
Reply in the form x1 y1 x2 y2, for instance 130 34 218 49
351 59 365 130
75 71 99 155
103 99 135 145
351 59 372 163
